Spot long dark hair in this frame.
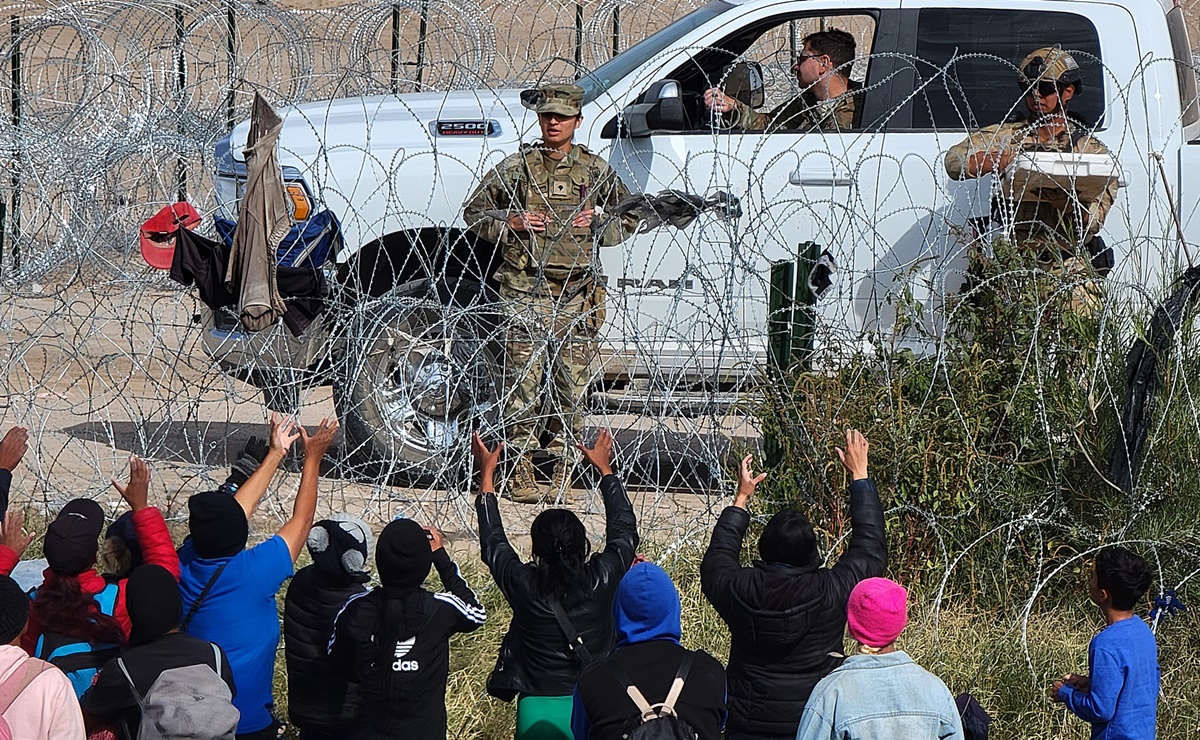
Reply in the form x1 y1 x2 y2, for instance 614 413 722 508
529 509 591 607
32 573 125 645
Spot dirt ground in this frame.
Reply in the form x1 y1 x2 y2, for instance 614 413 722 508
0 272 759 556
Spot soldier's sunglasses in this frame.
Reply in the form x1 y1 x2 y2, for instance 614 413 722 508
1028 81 1060 98
792 52 824 70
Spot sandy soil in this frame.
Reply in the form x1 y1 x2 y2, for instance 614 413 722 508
0 272 758 556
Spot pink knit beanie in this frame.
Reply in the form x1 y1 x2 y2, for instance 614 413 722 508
846 577 908 648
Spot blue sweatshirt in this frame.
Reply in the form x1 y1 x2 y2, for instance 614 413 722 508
1059 616 1159 740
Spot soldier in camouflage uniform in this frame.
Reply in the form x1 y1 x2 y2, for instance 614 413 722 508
704 29 860 132
462 83 637 503
944 46 1119 315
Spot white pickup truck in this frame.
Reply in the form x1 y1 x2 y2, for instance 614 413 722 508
207 0 1199 479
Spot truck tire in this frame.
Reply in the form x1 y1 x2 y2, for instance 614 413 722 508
335 277 503 484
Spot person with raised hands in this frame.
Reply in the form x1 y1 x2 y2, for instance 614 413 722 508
473 429 638 740
23 455 180 697
700 430 887 740
178 414 339 740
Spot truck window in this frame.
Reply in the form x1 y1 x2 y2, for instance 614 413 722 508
578 0 735 104
1166 5 1200 129
663 12 878 132
910 8 1102 130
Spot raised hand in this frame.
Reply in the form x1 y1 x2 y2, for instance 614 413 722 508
0 510 34 558
735 454 767 508
0 427 29 472
111 455 150 512
576 429 615 477
835 429 869 482
471 432 503 473
300 417 340 459
269 413 302 456
424 525 444 552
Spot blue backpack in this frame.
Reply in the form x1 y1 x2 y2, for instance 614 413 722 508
31 582 122 698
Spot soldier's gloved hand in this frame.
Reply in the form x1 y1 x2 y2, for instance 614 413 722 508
223 435 270 491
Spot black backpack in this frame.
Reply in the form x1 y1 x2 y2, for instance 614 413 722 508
608 654 698 740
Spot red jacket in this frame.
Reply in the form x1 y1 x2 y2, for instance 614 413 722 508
15 506 179 651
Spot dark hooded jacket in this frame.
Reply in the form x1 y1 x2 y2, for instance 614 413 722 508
284 567 368 732
700 478 886 739
328 522 486 740
572 563 726 740
476 474 639 697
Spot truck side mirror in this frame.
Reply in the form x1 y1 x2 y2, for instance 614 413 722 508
609 79 687 138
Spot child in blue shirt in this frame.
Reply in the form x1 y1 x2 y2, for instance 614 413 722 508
1053 546 1160 740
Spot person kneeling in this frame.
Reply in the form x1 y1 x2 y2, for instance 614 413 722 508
329 519 486 740
795 577 963 739
572 561 726 739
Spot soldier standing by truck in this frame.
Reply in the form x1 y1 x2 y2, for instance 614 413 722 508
943 46 1119 316
462 83 637 504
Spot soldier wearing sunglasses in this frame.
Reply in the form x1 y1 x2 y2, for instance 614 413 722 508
704 29 861 133
944 46 1119 315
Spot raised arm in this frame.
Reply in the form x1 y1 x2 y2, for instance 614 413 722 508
828 430 887 590
277 417 338 562
426 526 487 633
577 430 637 563
233 414 300 519
700 454 762 617
0 426 29 522
0 510 33 575
472 432 527 596
112 455 180 578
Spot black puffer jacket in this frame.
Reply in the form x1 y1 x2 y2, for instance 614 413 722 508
283 564 368 734
700 478 886 739
476 474 638 696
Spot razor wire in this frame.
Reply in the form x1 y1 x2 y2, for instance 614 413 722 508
0 0 1197 709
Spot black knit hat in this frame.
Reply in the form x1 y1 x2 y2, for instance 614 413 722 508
44 499 105 575
0 575 28 644
188 492 248 559
126 564 182 647
376 519 432 590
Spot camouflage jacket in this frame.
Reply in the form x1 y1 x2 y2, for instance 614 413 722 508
728 82 860 133
944 117 1118 248
462 142 637 293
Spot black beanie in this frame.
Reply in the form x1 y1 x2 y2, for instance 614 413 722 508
758 508 818 568
376 519 432 590
188 492 249 559
44 499 105 575
0 575 28 644
126 564 182 647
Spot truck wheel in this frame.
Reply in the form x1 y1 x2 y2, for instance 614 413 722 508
335 278 502 484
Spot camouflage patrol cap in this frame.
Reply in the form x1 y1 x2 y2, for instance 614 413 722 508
1018 46 1084 93
520 83 585 116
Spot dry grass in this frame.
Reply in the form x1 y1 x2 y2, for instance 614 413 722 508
267 538 1200 740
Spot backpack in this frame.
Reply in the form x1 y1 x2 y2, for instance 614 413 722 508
32 582 121 698
117 642 239 740
0 657 53 740
609 653 698 740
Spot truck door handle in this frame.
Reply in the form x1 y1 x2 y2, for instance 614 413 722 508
789 168 852 187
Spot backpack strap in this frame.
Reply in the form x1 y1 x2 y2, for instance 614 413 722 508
116 657 145 708
181 562 228 632
0 658 51 715
548 598 594 666
659 653 693 716
211 643 222 680
607 652 694 721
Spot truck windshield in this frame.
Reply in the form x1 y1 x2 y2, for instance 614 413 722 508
579 0 734 104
